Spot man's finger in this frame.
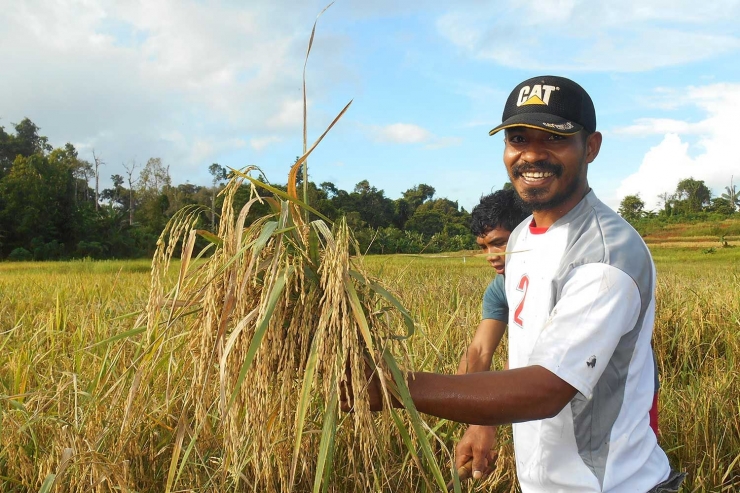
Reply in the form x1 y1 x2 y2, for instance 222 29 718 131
457 458 473 480
454 451 471 471
472 452 489 480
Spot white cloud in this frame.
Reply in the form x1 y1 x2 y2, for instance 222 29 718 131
615 83 740 210
436 0 740 72
368 123 461 149
0 1 340 186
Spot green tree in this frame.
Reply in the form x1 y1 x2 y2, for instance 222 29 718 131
720 177 738 212
0 118 52 178
657 192 673 217
673 177 711 214
405 210 445 237
208 163 228 230
135 157 172 231
320 181 338 198
0 150 77 256
13 118 52 156
402 184 435 212
394 198 411 228
393 184 436 229
708 197 735 215
65 144 94 205
343 180 396 229
101 174 126 206
618 194 645 222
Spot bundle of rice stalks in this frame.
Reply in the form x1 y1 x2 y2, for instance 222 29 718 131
133 112 453 491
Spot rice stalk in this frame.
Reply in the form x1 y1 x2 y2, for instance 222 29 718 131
130 126 449 491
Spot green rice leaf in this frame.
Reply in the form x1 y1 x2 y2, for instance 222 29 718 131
86 326 146 350
383 351 447 491
389 407 435 492
290 333 321 490
174 415 208 488
254 221 279 253
196 229 223 246
313 388 338 493
349 270 415 339
344 276 375 357
37 474 55 493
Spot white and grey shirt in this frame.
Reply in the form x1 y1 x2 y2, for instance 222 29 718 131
505 190 670 493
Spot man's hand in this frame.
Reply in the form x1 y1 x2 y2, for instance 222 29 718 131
455 425 498 481
339 356 385 413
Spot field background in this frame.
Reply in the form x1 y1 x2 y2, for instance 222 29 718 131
0 241 738 491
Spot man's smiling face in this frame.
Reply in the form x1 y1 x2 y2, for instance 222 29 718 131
503 127 600 212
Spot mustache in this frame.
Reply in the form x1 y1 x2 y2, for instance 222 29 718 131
511 160 563 178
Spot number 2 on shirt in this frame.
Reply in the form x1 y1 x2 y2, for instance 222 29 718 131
513 275 529 327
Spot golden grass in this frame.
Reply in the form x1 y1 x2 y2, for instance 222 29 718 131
1 247 739 491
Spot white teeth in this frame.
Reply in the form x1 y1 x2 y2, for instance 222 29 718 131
522 171 554 179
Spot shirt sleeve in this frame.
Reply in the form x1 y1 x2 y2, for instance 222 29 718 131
482 275 508 322
527 263 641 399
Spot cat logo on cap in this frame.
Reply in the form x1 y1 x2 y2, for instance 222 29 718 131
516 84 560 107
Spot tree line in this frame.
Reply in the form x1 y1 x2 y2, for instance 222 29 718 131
0 119 477 260
618 177 739 234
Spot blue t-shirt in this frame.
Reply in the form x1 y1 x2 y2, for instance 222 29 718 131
482 274 508 322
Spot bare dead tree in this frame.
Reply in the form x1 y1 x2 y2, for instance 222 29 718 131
657 191 672 213
123 160 139 226
92 150 104 211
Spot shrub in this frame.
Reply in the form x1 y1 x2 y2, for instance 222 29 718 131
76 241 107 258
7 247 32 261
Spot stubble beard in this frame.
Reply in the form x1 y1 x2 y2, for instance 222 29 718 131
511 160 584 212
515 176 581 211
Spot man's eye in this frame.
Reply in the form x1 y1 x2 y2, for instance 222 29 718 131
507 135 525 143
548 134 567 141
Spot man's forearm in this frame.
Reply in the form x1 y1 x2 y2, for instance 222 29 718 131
457 319 506 375
404 367 576 426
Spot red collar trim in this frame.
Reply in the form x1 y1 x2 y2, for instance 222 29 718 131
529 219 549 235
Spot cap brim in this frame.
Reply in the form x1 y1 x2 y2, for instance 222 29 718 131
489 113 584 137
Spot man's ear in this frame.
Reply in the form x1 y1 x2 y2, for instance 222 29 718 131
585 131 602 164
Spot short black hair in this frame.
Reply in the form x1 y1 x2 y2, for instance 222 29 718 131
470 188 531 236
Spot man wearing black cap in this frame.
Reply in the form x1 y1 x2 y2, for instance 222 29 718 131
342 76 683 492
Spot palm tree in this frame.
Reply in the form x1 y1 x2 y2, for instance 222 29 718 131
721 176 740 212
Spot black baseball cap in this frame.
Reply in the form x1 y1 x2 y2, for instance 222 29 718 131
488 75 596 137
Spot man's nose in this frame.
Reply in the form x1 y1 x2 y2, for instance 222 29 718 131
520 141 549 163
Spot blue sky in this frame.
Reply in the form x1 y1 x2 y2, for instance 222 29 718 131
2 0 739 212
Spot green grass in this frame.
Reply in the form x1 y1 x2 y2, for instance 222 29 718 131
0 245 738 491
